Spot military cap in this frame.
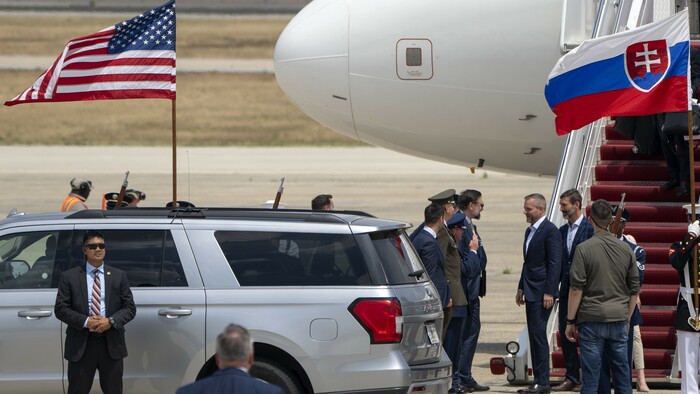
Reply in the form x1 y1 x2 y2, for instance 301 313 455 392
166 200 196 208
611 205 630 222
428 189 457 205
103 192 129 210
447 211 467 229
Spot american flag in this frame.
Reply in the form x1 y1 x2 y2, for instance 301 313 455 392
5 0 176 106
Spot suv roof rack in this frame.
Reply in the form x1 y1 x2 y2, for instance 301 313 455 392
65 207 376 222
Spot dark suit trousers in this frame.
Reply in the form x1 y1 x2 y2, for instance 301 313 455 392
558 294 581 384
442 307 453 342
526 301 551 386
68 335 123 394
444 316 466 388
457 299 481 385
659 129 690 184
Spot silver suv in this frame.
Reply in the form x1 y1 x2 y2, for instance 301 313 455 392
0 208 451 394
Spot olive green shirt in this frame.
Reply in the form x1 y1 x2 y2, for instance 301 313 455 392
570 231 640 323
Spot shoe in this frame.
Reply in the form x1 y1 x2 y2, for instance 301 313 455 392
449 386 467 394
676 182 690 198
517 384 551 394
551 379 576 392
637 382 650 392
462 382 490 392
661 179 680 190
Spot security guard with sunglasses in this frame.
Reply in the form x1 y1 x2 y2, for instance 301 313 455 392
55 231 136 394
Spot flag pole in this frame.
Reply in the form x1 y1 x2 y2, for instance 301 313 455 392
688 109 700 329
172 98 177 207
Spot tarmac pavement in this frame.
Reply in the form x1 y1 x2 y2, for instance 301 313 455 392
0 146 679 393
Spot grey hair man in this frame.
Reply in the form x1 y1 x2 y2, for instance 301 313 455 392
176 324 283 394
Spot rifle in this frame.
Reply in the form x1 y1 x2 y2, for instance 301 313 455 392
272 177 285 209
115 171 130 209
609 192 626 236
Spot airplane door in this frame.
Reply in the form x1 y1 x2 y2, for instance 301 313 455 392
396 39 433 80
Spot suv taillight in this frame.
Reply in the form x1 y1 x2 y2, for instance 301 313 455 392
349 298 403 344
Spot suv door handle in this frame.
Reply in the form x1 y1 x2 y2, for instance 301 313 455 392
18 309 52 319
158 308 192 318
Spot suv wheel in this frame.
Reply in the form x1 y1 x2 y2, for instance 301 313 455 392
251 359 304 394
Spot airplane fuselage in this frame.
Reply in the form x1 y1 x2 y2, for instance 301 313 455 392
274 0 568 175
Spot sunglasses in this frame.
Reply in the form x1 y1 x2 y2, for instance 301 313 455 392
85 243 106 250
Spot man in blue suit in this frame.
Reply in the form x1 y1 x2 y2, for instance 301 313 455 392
552 189 593 392
412 203 451 328
176 324 284 394
516 193 563 394
454 189 489 392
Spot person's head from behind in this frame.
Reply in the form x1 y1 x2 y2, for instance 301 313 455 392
424 202 444 229
215 324 254 370
125 189 146 207
589 199 613 231
311 194 334 211
70 178 93 200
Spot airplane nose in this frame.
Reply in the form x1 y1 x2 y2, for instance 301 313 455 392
274 0 357 140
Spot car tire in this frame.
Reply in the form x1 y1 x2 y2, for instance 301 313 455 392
251 359 304 394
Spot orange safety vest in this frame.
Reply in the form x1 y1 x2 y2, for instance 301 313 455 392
61 195 88 212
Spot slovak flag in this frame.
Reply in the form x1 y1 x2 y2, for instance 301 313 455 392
545 9 690 136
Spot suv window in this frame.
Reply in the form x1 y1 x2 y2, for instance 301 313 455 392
0 231 68 289
89 230 187 287
215 231 371 286
359 230 429 285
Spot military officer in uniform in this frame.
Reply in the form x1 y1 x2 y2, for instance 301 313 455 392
669 205 700 394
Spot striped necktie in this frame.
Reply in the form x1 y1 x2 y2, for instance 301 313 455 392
90 269 101 317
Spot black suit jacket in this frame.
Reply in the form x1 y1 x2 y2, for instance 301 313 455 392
55 264 136 362
518 218 563 302
177 367 284 394
558 217 594 299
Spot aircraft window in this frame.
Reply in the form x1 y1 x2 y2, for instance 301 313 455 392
406 47 422 66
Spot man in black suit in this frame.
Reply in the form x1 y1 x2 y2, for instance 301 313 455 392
455 189 489 392
552 189 593 392
177 324 284 394
55 231 136 394
516 193 563 394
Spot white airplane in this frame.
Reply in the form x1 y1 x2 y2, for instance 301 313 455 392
273 0 606 176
